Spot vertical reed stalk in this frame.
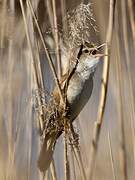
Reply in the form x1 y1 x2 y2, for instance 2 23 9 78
46 0 55 39
89 0 116 179
127 0 135 48
115 36 128 180
7 2 16 178
60 0 67 36
64 119 70 180
50 159 57 180
120 0 135 168
0 0 7 48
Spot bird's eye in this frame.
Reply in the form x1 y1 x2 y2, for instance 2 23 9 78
84 49 89 53
92 49 97 55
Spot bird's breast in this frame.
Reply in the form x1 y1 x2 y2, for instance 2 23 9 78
66 72 93 120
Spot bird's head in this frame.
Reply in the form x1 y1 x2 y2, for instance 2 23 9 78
76 42 104 78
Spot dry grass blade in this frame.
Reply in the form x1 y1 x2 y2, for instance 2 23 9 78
89 0 116 179
27 0 65 105
108 131 116 180
52 0 62 77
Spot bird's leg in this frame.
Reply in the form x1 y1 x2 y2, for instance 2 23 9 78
68 122 79 148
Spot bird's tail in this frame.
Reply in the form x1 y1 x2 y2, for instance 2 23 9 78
37 133 57 173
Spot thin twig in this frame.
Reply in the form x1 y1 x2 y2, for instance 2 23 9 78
52 0 62 77
89 0 116 179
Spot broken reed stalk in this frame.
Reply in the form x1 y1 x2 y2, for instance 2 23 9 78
115 35 128 180
27 0 65 105
89 0 116 179
127 0 135 48
121 0 135 167
52 0 62 78
108 131 116 180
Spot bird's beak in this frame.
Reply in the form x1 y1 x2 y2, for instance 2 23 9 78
97 43 107 49
93 43 108 59
93 54 108 58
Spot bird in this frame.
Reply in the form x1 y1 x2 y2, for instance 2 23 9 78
38 41 103 173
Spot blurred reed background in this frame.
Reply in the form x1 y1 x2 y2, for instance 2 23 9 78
0 0 135 180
